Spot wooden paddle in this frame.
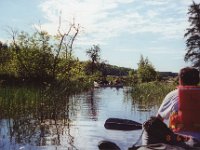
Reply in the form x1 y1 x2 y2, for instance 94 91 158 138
104 118 142 131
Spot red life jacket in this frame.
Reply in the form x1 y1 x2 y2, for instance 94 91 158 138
169 86 200 132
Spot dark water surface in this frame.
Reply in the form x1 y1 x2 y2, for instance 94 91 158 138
0 87 159 150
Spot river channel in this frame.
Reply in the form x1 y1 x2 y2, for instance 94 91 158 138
0 87 160 150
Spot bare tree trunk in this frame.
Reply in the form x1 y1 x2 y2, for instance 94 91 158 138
51 17 80 79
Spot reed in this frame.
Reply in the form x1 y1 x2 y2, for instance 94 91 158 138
0 81 89 118
0 86 41 118
131 81 176 108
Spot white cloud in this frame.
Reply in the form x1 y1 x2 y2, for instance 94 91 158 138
143 0 168 6
38 0 193 46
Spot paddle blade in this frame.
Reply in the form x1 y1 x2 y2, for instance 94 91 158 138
104 118 142 131
98 141 120 150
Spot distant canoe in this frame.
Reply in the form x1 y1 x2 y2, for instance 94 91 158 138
94 82 123 88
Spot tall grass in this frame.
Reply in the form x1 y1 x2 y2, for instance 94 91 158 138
0 80 92 145
0 79 92 119
0 86 41 118
131 81 176 108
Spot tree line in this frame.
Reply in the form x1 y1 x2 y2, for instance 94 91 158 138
0 1 200 86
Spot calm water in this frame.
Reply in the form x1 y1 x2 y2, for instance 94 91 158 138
0 87 160 150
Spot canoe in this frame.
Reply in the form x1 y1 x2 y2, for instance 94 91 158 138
98 142 188 150
101 118 200 149
94 82 123 88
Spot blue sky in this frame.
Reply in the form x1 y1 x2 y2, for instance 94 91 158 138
1 0 200 72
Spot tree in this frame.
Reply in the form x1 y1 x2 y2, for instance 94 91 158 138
86 45 101 74
128 69 137 86
0 41 10 65
137 55 157 82
8 29 54 80
184 2 200 68
94 60 110 77
6 18 80 81
52 18 80 79
0 41 13 74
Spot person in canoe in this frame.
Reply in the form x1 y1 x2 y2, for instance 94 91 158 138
142 67 200 148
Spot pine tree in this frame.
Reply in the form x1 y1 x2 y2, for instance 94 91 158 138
184 2 200 68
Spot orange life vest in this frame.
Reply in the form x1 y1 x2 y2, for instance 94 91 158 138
169 86 200 132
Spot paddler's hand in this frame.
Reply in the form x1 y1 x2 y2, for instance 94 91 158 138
185 136 200 147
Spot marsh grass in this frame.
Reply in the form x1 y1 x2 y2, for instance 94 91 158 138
0 86 41 118
0 83 88 144
0 79 91 119
0 84 72 145
131 81 176 109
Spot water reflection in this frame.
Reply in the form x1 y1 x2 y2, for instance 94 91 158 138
0 86 161 149
86 90 98 121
